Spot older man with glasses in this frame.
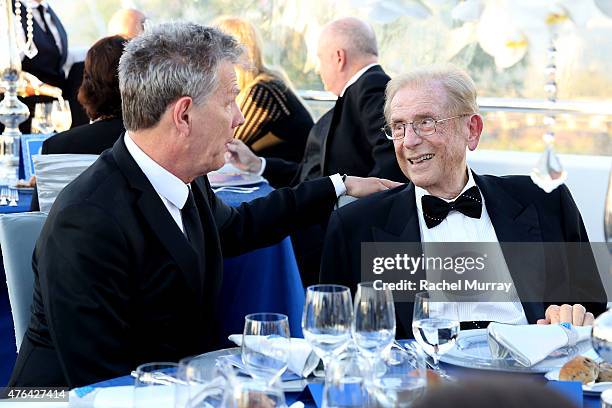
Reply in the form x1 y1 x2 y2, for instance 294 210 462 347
320 64 607 339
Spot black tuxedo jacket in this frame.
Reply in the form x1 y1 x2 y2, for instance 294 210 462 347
264 66 407 187
11 136 337 388
320 173 607 338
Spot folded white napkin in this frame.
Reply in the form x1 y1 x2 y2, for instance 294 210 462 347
487 323 592 367
228 334 320 378
68 384 176 408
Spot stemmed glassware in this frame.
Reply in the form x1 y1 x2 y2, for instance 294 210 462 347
241 313 291 384
302 284 353 368
412 291 460 373
0 185 9 205
32 103 55 134
51 99 72 133
8 188 18 206
351 282 396 361
133 362 179 408
366 347 428 408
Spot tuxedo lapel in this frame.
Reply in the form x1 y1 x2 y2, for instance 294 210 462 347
112 136 204 299
371 183 422 338
47 6 68 66
474 173 546 321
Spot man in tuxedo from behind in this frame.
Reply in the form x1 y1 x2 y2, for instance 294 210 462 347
320 65 607 338
9 22 399 388
228 17 407 286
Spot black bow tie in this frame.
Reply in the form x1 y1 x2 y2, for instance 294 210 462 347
421 185 482 228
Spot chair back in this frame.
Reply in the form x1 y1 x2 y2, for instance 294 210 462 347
0 212 47 351
33 154 98 212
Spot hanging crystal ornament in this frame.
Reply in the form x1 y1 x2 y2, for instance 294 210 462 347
0 0 38 182
530 21 567 193
13 0 37 59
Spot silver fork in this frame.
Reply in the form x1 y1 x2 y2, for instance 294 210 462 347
212 186 259 193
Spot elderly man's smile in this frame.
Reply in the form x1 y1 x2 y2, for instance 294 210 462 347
408 153 435 165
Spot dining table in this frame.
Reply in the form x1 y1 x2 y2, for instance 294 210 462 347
0 181 306 386
71 342 600 407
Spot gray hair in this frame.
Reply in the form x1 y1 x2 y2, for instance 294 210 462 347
384 64 479 124
119 22 243 131
326 17 378 57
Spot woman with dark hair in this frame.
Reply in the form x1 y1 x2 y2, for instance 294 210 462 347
215 17 313 162
30 35 127 211
41 35 127 154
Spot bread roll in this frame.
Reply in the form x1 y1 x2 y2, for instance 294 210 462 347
598 362 612 382
559 356 599 384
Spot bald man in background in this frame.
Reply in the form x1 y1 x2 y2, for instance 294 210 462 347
107 8 146 39
228 17 406 286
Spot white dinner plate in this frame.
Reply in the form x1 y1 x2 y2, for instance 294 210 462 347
545 369 612 396
439 329 593 373
208 163 264 187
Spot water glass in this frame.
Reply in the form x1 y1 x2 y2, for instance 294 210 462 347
366 347 427 408
33 103 54 134
323 345 371 408
222 376 287 408
302 284 353 366
242 313 290 383
412 291 460 369
51 99 72 132
176 354 232 408
352 282 396 361
134 362 179 408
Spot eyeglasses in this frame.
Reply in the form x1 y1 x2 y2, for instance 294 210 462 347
382 114 474 140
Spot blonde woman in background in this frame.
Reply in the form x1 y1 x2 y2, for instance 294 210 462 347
215 17 313 162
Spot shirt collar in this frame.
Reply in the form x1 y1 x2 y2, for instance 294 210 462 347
415 166 476 211
27 0 47 9
339 63 379 97
124 132 190 210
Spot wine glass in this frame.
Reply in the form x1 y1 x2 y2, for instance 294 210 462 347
33 103 55 134
51 99 72 132
366 347 427 408
351 282 396 361
302 284 353 368
242 313 290 384
8 188 18 206
134 362 179 408
176 354 233 408
322 345 371 408
412 291 459 373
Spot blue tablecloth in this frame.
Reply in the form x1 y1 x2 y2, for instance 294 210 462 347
215 182 305 340
0 182 305 385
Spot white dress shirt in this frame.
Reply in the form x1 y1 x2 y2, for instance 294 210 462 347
339 63 379 97
414 167 528 324
124 133 189 234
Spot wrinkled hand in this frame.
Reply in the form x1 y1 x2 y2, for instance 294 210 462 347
536 304 594 326
225 139 262 173
344 176 403 198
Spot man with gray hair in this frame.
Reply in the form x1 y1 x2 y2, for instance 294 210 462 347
320 64 606 339
9 22 398 388
228 16 406 286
